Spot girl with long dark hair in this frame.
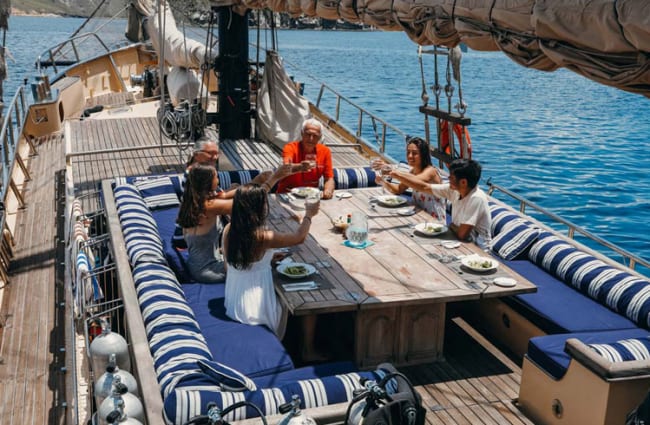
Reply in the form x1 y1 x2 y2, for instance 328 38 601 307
177 164 291 282
222 184 319 341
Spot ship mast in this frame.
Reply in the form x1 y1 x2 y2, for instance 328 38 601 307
215 6 251 140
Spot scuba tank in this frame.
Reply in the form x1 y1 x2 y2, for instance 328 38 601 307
97 382 144 425
105 398 144 425
89 319 131 374
277 395 316 425
94 354 138 408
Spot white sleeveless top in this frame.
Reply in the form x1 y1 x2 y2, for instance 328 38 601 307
224 249 287 338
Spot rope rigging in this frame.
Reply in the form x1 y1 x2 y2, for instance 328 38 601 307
418 44 472 166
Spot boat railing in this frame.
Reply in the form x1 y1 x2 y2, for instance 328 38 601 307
487 180 650 274
312 82 408 154
35 32 111 75
0 86 29 284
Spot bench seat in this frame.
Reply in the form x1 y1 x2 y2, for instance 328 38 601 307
504 260 638 334
182 283 294 377
479 200 650 425
527 328 650 380
108 176 400 424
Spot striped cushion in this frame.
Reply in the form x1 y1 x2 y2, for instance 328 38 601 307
165 368 394 423
333 167 378 189
588 338 650 362
490 219 540 260
198 359 258 391
134 176 180 209
217 170 260 189
489 203 523 236
529 232 650 329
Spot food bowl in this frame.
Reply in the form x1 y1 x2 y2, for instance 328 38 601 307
332 215 349 232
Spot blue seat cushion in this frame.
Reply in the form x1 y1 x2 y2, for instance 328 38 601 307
182 283 294 377
503 260 638 334
133 176 180 209
527 328 650 379
252 361 358 388
588 337 650 362
333 167 378 189
164 367 393 423
150 208 193 282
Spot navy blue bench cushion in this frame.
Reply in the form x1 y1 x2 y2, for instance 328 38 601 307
489 203 524 235
529 232 650 330
527 328 650 380
588 337 650 362
182 283 294 377
164 367 395 424
150 208 193 283
333 167 378 189
491 220 541 260
504 260 638 334
132 176 180 209
252 361 358 388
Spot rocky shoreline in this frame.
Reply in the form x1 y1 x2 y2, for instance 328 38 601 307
11 7 85 18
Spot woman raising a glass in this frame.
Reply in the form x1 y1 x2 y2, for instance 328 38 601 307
372 136 446 221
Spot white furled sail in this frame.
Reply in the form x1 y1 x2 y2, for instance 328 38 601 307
256 51 310 149
145 0 217 69
208 0 650 97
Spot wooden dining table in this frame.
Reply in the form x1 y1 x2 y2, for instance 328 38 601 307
268 187 536 368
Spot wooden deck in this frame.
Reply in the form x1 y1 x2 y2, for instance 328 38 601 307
0 114 534 425
0 133 66 425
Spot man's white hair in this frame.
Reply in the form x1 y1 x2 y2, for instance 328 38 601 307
301 118 323 136
193 136 217 153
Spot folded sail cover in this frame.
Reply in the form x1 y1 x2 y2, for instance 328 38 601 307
209 0 650 97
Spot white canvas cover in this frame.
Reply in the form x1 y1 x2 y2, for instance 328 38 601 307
208 0 650 97
255 51 310 149
145 0 216 69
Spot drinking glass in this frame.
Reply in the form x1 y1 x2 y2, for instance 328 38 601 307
379 165 394 194
305 153 317 170
345 212 368 247
369 158 382 170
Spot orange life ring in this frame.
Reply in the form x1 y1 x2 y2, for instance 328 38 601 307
439 120 472 159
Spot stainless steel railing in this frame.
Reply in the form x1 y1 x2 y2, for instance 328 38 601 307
313 82 407 154
35 32 111 75
487 181 650 273
0 85 29 284
0 86 29 202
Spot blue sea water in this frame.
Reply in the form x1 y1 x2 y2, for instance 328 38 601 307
6 16 650 273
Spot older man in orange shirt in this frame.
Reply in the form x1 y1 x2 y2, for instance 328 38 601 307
276 118 335 199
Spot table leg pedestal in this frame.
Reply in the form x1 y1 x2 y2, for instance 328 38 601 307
355 303 446 369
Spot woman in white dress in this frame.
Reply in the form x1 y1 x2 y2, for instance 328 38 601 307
222 184 319 341
373 137 447 221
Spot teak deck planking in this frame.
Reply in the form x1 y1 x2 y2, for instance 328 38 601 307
0 114 534 425
0 133 66 425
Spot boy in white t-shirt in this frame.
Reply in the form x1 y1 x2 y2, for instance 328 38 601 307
389 158 492 250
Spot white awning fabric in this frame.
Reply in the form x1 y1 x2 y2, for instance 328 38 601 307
209 0 650 97
255 51 310 149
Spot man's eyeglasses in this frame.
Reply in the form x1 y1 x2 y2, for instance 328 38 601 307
199 150 219 157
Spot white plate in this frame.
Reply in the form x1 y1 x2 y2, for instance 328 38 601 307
396 206 416 216
460 255 499 272
414 222 448 237
493 277 517 287
290 187 320 198
276 262 316 279
335 191 352 199
375 195 407 208
442 241 461 249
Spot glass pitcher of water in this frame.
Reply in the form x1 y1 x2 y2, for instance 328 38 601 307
345 212 368 247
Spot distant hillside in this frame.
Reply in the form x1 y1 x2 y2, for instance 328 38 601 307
11 0 126 18
12 0 213 19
